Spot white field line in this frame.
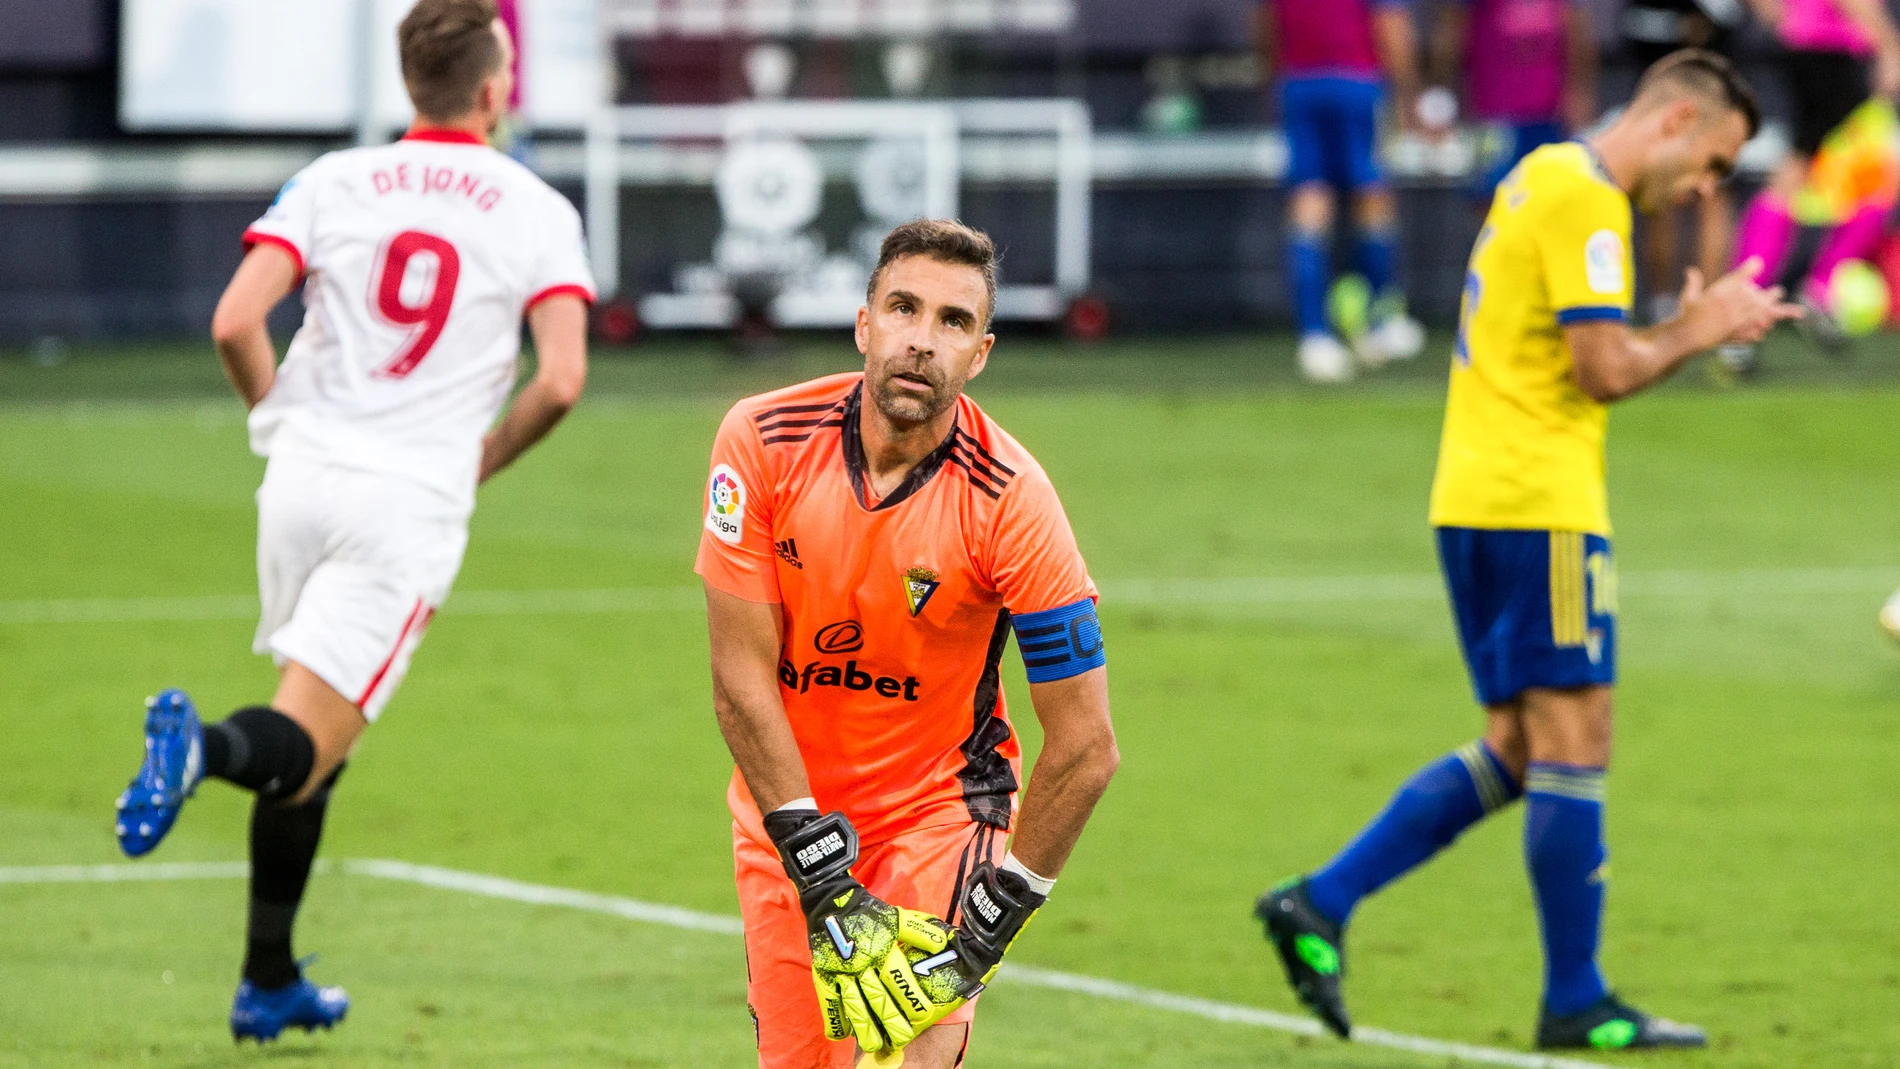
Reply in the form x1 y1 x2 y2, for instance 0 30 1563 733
342 858 742 936
0 565 1893 627
0 858 1607 1069
0 860 251 883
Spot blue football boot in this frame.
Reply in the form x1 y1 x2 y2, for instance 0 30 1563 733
230 964 350 1042
114 689 204 857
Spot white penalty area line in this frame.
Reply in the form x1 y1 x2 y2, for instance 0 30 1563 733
0 858 1606 1069
0 587 704 626
1 565 1894 627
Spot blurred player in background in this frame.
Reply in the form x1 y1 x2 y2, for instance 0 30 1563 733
1431 0 1598 208
1621 0 1747 323
1257 0 1428 382
698 221 1119 1068
492 0 533 161
111 0 593 1042
1257 51 1799 1049
1728 0 1900 357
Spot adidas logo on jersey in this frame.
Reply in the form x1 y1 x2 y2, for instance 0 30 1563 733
775 538 804 569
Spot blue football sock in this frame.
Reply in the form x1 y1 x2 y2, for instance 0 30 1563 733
1305 741 1522 926
1287 228 1331 338
1354 227 1399 302
1525 762 1611 1017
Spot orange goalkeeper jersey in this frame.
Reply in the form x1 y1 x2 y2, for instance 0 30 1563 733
695 373 1101 844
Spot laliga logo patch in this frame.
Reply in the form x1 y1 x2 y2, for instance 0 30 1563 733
705 464 746 545
1584 229 1625 295
903 566 940 618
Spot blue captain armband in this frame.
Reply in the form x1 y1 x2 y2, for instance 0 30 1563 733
1012 598 1106 683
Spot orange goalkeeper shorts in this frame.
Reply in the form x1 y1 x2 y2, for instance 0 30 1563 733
734 814 1005 1069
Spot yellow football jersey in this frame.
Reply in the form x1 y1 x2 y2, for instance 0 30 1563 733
1429 142 1633 535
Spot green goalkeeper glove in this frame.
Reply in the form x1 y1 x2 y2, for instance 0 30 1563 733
763 809 953 1053
863 857 1052 1038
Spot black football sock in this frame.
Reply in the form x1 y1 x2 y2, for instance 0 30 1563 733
242 764 343 990
202 707 315 802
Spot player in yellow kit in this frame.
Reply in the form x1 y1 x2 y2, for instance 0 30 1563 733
1258 51 1801 1050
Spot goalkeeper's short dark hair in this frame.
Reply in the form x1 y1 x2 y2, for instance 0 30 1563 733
1634 48 1762 140
399 0 504 124
867 220 999 328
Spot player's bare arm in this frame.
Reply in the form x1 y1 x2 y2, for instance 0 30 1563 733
1568 257 1801 402
1426 2 1468 93
703 584 811 811
1832 0 1900 96
210 243 299 409
1562 3 1599 135
1005 667 1118 878
478 293 588 483
1253 1 1278 81
1370 2 1422 133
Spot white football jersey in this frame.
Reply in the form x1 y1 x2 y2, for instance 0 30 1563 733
243 129 594 510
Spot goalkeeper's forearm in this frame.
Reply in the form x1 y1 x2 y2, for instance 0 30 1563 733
704 584 813 812
1008 667 1118 877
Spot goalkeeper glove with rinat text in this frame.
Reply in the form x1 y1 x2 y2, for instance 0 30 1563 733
763 809 955 1053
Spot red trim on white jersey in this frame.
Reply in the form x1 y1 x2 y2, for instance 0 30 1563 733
356 597 432 708
402 127 489 147
525 283 596 312
243 230 306 277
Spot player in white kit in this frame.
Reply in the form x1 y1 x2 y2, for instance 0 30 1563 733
111 0 592 1041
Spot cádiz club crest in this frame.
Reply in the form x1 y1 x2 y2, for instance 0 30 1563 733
903 566 940 618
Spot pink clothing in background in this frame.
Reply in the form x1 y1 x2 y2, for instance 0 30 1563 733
1733 193 1798 281
1780 0 1873 55
1464 0 1571 122
498 0 524 110
1809 203 1888 293
1270 0 1405 78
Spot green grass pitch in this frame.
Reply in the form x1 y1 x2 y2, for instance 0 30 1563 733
2 334 1898 1068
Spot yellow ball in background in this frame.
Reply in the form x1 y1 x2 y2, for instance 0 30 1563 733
1828 259 1890 337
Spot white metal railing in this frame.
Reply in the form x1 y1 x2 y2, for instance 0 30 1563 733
600 0 1075 37
0 121 1793 203
582 98 1090 321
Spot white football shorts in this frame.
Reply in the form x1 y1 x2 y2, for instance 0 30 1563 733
254 456 469 722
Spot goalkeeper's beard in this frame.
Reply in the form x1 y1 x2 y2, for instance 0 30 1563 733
868 358 962 427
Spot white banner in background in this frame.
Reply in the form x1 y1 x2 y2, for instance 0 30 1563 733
603 0 1075 37
120 0 598 134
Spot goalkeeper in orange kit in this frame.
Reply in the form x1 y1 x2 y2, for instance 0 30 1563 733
696 219 1119 1067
